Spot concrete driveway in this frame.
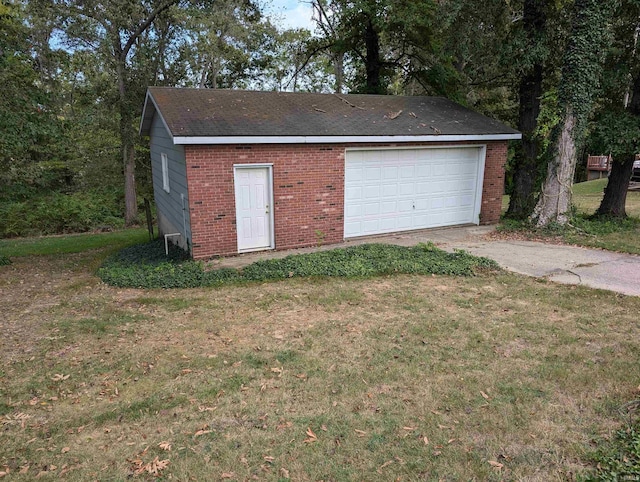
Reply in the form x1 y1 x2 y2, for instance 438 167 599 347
210 225 640 297
449 238 640 297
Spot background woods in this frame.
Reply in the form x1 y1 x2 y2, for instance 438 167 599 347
0 0 634 237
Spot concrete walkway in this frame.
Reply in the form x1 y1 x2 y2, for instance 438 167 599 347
208 225 640 297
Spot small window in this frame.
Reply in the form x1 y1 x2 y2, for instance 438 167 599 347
161 153 170 193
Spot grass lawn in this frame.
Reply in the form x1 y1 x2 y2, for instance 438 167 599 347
501 179 640 254
1 243 639 480
0 228 149 258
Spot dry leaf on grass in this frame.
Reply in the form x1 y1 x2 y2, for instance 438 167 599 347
354 429 367 437
480 391 490 400
488 460 504 469
303 427 317 443
221 472 235 479
377 460 393 473
280 467 290 479
61 447 70 453
132 457 169 476
51 374 70 381
158 441 171 451
194 429 212 437
423 436 429 445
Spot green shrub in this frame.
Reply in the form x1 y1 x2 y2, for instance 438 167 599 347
98 240 499 289
580 418 640 481
0 189 126 238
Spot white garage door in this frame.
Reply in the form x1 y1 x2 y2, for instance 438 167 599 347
344 147 484 238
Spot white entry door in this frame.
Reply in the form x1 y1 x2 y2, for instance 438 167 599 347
234 165 274 252
344 147 484 238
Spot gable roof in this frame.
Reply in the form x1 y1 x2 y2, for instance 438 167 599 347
140 87 521 145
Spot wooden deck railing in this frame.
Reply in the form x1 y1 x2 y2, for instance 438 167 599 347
587 155 611 172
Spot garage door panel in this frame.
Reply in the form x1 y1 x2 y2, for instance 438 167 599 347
398 183 414 195
381 201 398 214
345 186 362 200
363 202 380 216
399 166 415 178
345 147 482 238
382 184 398 197
398 200 413 212
365 167 381 180
364 186 381 198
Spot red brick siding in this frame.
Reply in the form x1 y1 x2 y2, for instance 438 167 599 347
185 141 508 260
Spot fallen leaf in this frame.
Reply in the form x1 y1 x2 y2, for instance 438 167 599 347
320 424 327 432
51 374 70 382
158 441 172 451
304 427 317 443
61 446 70 453
263 456 275 463
221 472 236 479
354 429 367 437
198 406 217 412
19 466 29 474
423 436 429 445
480 391 490 400
194 429 212 437
377 460 393 473
280 467 290 479
402 426 415 431
488 460 504 469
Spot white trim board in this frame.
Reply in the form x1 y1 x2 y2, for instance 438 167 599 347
172 133 522 145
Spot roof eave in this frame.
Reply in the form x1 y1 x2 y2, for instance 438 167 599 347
171 133 522 145
139 90 174 139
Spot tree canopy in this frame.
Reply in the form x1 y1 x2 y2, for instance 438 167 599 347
1 0 637 236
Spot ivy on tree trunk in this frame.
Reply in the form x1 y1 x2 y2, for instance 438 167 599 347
506 0 547 220
531 0 616 227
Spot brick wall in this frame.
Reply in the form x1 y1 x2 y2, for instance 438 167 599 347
185 141 508 259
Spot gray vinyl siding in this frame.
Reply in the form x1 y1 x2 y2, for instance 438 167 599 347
149 114 192 251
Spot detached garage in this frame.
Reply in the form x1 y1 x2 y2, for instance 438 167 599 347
140 88 520 260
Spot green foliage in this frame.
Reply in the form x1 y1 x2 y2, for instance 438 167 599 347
556 0 617 138
580 418 640 481
0 190 127 238
0 254 11 266
499 212 639 238
0 228 148 257
98 241 500 289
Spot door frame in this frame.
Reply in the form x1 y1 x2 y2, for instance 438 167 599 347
343 145 487 238
233 163 275 253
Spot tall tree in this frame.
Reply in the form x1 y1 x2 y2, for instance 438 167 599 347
307 0 437 94
592 2 640 217
0 1 67 193
60 0 180 224
531 0 616 226
506 0 549 219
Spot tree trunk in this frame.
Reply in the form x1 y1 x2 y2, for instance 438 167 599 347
506 62 544 219
115 55 138 225
596 157 634 217
506 0 546 219
333 51 344 93
364 17 382 94
530 0 613 227
596 67 640 217
531 108 578 226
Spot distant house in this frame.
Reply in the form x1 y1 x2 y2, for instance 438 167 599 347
140 88 521 259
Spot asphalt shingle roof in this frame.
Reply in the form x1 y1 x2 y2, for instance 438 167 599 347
141 87 520 140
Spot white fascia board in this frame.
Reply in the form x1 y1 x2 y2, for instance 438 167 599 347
171 133 522 145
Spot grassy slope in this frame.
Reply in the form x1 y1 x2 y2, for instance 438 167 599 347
502 179 640 254
1 241 639 480
0 228 149 257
